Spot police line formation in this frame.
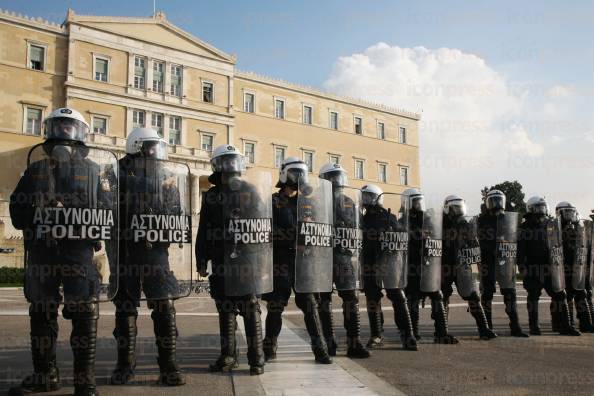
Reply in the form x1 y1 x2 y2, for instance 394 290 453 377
7 107 594 396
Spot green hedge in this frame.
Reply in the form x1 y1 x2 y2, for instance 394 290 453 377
0 267 25 285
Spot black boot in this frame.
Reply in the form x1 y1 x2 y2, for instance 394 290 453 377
587 290 594 326
343 298 370 359
432 298 459 344
302 298 332 364
110 314 137 385
558 299 581 336
469 298 497 340
527 298 541 336
318 294 337 356
263 302 283 361
550 301 561 333
210 303 239 372
393 298 418 350
503 291 529 338
408 299 421 340
243 297 265 375
71 304 99 396
481 296 493 330
576 297 594 333
9 305 60 395
366 298 384 349
152 301 185 386
568 299 576 329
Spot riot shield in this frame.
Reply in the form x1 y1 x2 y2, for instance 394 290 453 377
223 170 273 296
455 216 480 299
585 220 593 289
122 157 193 301
420 208 443 293
571 220 587 291
295 177 333 293
376 193 408 289
332 186 363 290
545 217 565 293
24 141 119 303
495 212 518 289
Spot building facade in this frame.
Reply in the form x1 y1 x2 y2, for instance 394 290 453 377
0 9 420 268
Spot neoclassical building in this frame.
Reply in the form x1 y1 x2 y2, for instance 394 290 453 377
0 9 420 268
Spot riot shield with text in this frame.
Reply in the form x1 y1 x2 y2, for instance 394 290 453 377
571 220 587 291
24 141 119 303
295 177 333 293
122 157 192 300
376 193 408 290
333 187 363 290
420 208 442 293
455 216 480 298
545 217 565 293
495 212 518 289
223 170 273 296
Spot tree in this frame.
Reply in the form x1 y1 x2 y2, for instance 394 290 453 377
480 180 527 214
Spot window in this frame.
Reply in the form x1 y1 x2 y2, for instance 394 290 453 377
399 166 409 186
28 44 45 71
169 116 181 145
25 107 42 135
92 116 107 134
330 111 338 130
377 122 385 140
153 61 164 92
378 163 387 183
244 142 255 164
132 109 145 128
354 160 364 179
275 147 285 168
244 93 255 113
329 155 340 164
303 151 314 172
274 99 285 119
201 134 214 152
94 57 108 82
151 113 164 137
303 105 313 125
134 56 146 89
202 81 214 103
354 117 363 135
170 64 182 96
399 126 407 144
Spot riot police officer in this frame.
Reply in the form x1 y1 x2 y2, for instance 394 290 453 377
477 190 528 337
518 197 580 336
556 202 594 332
586 215 594 326
261 157 333 364
110 128 186 386
317 163 370 358
404 188 459 344
442 195 497 340
9 108 113 396
361 184 418 350
196 145 266 375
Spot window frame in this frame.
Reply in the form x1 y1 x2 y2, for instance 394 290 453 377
132 109 146 128
243 140 257 164
399 166 409 186
243 91 256 113
91 114 109 135
274 97 286 120
200 132 215 153
354 115 363 135
329 154 341 164
22 105 45 136
202 80 215 103
354 158 365 180
302 104 313 125
133 55 147 90
378 162 388 183
168 115 182 146
92 54 110 83
302 150 315 172
399 126 407 144
170 64 183 97
377 121 386 140
329 110 339 130
151 112 164 137
152 60 165 93
26 41 47 72
274 145 286 168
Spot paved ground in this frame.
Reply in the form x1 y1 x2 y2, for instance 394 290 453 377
0 286 592 395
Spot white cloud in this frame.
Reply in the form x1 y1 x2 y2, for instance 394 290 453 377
323 43 594 214
546 85 574 98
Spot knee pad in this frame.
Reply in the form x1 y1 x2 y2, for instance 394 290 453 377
149 299 175 315
337 289 357 302
386 288 406 303
295 293 317 312
63 302 99 321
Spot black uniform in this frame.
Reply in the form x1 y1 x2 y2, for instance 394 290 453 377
196 173 265 372
477 212 527 336
261 190 332 363
518 213 580 335
362 204 417 349
442 215 495 339
9 142 109 395
405 210 458 343
317 191 369 357
561 219 594 332
586 219 594 325
111 154 184 385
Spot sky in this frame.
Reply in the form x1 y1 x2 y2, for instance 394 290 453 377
2 0 594 215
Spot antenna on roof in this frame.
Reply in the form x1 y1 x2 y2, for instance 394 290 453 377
153 0 156 17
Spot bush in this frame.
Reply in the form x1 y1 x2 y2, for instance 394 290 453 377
0 267 25 285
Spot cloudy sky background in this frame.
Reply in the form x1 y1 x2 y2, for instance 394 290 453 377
3 0 594 215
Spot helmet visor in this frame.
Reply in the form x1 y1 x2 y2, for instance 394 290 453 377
323 170 348 188
362 191 380 206
140 140 168 160
411 196 425 212
211 153 246 173
559 208 577 222
448 201 467 217
287 168 307 185
533 203 548 215
486 195 505 210
44 117 89 142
